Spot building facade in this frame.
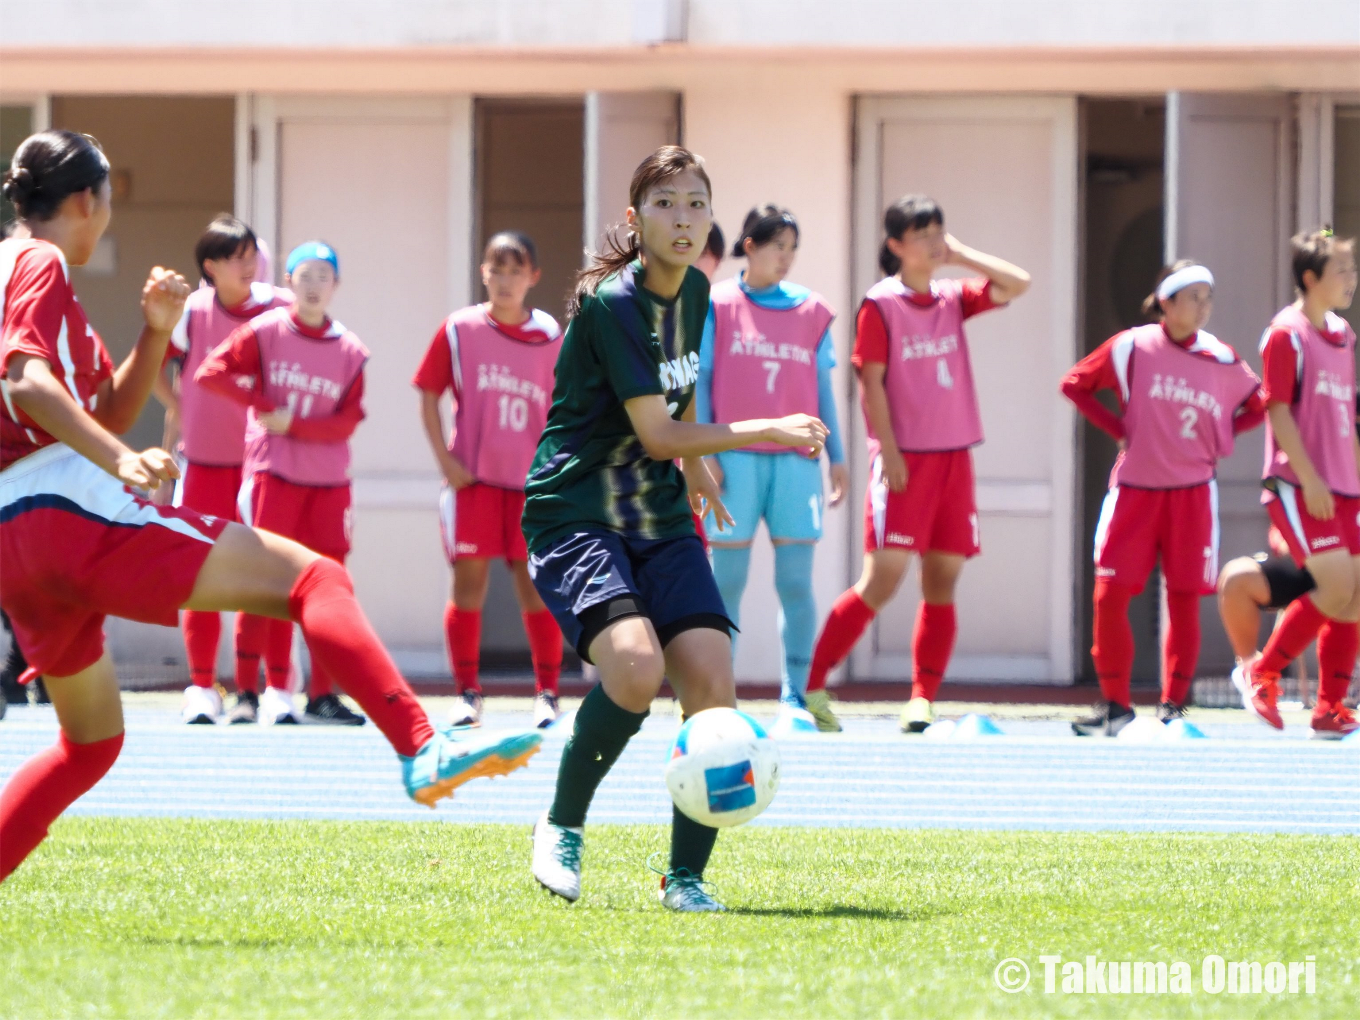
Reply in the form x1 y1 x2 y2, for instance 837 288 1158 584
3 0 1358 686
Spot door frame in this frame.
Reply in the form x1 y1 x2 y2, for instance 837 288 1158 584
850 94 1080 684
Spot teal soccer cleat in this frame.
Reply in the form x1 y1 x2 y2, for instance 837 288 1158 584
402 725 541 808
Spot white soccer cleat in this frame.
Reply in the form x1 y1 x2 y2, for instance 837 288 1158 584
449 691 483 728
532 691 561 729
659 872 725 912
259 685 299 726
532 810 583 902
181 684 222 725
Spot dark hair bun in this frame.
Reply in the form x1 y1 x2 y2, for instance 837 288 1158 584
2 130 109 222
2 165 35 204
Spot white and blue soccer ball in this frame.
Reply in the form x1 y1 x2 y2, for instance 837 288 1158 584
664 707 780 828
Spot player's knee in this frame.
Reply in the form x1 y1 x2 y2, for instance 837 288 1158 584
1216 556 1256 594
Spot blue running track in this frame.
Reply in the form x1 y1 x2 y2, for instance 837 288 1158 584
1 705 1356 834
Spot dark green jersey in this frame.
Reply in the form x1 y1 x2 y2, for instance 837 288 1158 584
522 259 708 552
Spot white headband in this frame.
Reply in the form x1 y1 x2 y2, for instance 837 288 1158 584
1157 265 1214 301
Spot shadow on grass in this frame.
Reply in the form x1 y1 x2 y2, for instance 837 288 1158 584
720 904 951 922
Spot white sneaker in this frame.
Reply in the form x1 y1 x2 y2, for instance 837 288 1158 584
659 872 725 912
181 684 222 725
449 691 483 728
532 810 583 902
532 691 561 729
259 685 299 726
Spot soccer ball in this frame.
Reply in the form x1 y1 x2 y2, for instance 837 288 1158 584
664 707 780 828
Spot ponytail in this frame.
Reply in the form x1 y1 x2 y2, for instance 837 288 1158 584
568 145 712 319
878 194 943 277
731 204 798 258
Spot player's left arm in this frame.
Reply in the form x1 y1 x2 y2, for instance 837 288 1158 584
269 371 367 440
1232 386 1268 436
945 236 1031 305
91 267 191 435
816 328 849 506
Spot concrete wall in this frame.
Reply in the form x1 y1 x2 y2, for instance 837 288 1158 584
3 0 1356 49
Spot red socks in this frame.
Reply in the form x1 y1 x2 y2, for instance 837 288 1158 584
524 609 563 695
807 590 876 693
290 559 433 757
445 604 482 695
1162 591 1201 706
234 613 266 693
1092 579 1134 708
182 611 221 688
1 731 123 882
265 620 293 691
911 603 957 702
1256 596 1328 678
1316 619 1358 706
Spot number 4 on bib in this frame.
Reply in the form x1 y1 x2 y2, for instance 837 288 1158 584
936 358 953 390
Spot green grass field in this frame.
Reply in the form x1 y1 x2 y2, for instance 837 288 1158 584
2 819 1355 1019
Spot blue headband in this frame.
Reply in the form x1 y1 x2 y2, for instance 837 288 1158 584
286 241 339 278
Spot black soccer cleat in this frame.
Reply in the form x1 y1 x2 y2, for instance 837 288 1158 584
228 690 259 725
1071 701 1136 737
1156 700 1189 724
305 693 367 726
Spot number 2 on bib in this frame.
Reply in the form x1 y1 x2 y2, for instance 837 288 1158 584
1179 406 1198 440
498 394 529 431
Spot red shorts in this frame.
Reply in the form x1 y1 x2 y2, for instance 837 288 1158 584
0 445 228 678
241 472 351 561
1264 481 1360 564
439 482 527 562
864 448 980 557
1093 482 1218 595
178 461 242 522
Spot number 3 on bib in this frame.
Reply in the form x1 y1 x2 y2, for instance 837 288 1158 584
498 394 529 431
936 358 953 390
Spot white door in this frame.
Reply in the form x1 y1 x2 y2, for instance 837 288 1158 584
851 96 1079 683
584 92 680 253
1165 92 1294 677
255 97 473 671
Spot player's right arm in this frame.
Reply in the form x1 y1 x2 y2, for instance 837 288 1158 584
1260 327 1333 519
418 389 473 489
1060 336 1126 442
852 300 906 491
5 352 177 490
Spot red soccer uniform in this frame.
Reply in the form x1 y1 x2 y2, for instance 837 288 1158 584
413 307 558 563
1 240 114 469
0 239 227 679
853 277 999 557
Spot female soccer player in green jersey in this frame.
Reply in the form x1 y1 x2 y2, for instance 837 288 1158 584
524 146 827 911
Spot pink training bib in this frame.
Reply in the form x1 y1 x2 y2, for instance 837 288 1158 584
172 282 292 466
241 307 369 486
1110 325 1260 489
865 277 984 453
447 306 561 490
709 279 833 454
1261 305 1360 497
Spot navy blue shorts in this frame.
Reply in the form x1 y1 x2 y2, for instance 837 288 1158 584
528 530 733 661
